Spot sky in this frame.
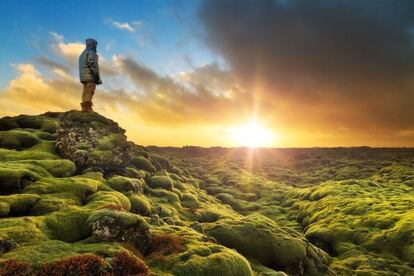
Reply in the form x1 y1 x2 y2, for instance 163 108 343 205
0 0 414 147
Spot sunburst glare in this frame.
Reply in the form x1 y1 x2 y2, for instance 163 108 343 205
228 121 275 147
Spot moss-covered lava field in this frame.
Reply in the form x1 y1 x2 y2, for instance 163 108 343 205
0 111 413 275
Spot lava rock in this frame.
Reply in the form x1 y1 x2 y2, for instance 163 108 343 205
87 209 151 252
0 238 18 254
55 111 132 174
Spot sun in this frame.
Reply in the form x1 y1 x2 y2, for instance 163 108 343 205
229 121 275 147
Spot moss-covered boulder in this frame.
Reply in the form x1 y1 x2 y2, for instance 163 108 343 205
172 245 254 276
148 175 174 190
0 194 40 216
205 214 330 275
131 156 156 173
44 207 91 242
55 111 132 174
0 130 39 150
0 168 38 195
106 175 144 193
181 193 200 209
130 194 152 216
87 209 151 252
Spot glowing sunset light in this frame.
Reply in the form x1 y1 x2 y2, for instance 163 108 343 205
229 121 275 147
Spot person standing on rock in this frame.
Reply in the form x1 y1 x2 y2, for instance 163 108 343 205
79 38 102 112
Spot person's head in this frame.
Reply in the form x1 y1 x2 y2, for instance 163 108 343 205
85 38 97 50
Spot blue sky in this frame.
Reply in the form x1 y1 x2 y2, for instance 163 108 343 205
0 0 217 88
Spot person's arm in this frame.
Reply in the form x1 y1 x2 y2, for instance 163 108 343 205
87 51 102 84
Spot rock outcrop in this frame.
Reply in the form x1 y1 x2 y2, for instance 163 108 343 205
56 111 132 174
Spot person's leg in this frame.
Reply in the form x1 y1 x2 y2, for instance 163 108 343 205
84 82 96 102
83 82 96 112
81 82 87 111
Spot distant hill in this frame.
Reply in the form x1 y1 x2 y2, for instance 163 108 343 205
0 111 413 275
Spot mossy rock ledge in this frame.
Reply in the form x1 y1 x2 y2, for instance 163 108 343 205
55 111 132 174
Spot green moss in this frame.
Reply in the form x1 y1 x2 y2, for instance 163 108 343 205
0 116 19 130
0 217 47 244
64 111 114 126
0 130 39 150
151 154 172 170
172 247 254 276
106 176 144 193
86 190 131 211
16 159 76 177
10 115 58 134
181 193 200 209
0 240 122 265
31 198 69 215
25 177 100 205
122 166 147 179
148 188 180 204
80 171 104 181
206 214 329 273
44 207 91 242
215 193 260 212
95 133 130 150
87 209 147 229
0 148 57 162
129 194 152 216
0 194 40 215
0 165 41 194
131 156 156 173
173 181 188 192
249 259 288 276
16 116 43 130
0 202 10 217
198 210 222 223
37 132 55 141
148 175 174 190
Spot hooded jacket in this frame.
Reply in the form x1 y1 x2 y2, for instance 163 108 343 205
79 38 102 84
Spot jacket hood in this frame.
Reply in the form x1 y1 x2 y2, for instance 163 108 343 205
85 38 97 49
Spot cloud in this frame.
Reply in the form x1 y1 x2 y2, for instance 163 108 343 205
105 19 139 32
114 56 249 124
199 0 414 134
36 56 70 73
49 32 84 64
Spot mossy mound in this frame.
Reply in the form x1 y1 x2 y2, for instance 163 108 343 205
130 194 152 216
106 175 144 193
205 213 330 275
0 165 40 194
44 207 91 242
0 130 39 150
172 246 254 276
0 194 40 216
0 114 58 133
148 175 174 190
131 156 156 173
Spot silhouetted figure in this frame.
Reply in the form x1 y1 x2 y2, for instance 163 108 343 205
79 38 102 112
